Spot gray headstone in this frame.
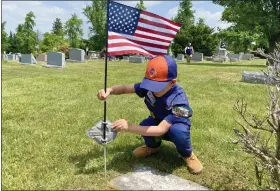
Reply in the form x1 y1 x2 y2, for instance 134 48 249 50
7 54 16 60
144 56 152 61
109 56 117 61
36 53 47 62
230 58 238 62
20 54 37 64
45 52 65 68
68 48 85 62
122 56 129 60
129 56 144 63
192 52 203 62
110 166 209 190
242 71 275 84
176 54 184 61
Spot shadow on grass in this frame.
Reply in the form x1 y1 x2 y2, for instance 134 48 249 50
181 62 266 68
68 138 185 176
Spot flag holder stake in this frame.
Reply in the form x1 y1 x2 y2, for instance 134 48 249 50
102 0 110 180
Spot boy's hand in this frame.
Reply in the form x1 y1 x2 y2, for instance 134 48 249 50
97 88 112 100
112 119 128 132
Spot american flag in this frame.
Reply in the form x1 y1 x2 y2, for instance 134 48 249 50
107 1 182 57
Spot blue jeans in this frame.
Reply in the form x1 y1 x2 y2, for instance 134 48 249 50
140 116 192 158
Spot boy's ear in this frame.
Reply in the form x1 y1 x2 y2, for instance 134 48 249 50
171 79 177 85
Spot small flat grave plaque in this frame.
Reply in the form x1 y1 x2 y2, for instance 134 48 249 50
110 166 209 190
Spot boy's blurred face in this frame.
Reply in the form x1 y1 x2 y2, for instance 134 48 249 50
153 79 177 97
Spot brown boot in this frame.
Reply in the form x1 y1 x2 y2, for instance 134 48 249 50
185 152 203 174
132 145 160 158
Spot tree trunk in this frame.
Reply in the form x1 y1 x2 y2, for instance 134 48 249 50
268 33 280 53
277 131 280 160
273 130 280 188
267 33 280 65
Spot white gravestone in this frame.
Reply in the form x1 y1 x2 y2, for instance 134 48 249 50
242 71 275 84
204 56 213 61
213 48 229 62
242 53 254 60
228 53 242 61
213 57 224 63
110 166 209 190
230 58 238 62
87 51 98 60
2 52 8 60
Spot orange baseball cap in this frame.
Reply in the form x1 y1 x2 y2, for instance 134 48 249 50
140 55 177 92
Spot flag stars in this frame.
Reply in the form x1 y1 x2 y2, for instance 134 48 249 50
108 2 139 34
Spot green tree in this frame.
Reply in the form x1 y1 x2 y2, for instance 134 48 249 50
16 24 23 33
78 38 92 50
172 18 218 56
7 31 20 53
83 0 106 50
189 18 219 56
22 11 37 54
1 22 9 53
173 0 194 27
65 13 83 48
87 36 97 50
14 24 25 53
217 28 266 53
7 31 14 53
52 18 64 37
57 42 70 58
213 0 280 53
40 32 66 53
171 0 195 56
136 0 146 10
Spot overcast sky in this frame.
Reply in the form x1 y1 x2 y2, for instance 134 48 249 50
2 1 231 39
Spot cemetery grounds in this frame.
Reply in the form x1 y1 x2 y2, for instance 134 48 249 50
2 59 268 190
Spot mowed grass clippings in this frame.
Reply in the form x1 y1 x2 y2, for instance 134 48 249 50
2 59 268 190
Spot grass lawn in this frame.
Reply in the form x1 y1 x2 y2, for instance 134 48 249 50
2 59 268 190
